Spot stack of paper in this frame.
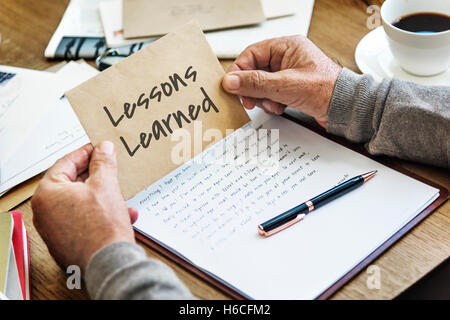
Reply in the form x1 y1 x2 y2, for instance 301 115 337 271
0 67 61 169
45 0 314 59
0 62 98 196
0 211 29 300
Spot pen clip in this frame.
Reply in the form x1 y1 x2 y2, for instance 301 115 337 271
258 213 306 237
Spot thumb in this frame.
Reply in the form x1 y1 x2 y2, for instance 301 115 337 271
222 70 289 103
88 141 119 187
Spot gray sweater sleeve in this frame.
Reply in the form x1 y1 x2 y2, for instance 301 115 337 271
327 68 449 168
85 241 194 299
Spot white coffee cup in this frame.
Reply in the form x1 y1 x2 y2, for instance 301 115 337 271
381 0 450 76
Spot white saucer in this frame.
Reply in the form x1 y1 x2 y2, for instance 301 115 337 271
355 27 450 86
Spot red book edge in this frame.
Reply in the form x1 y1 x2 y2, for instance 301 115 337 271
25 229 31 300
10 211 30 300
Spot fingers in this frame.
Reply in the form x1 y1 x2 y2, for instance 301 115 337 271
227 63 242 73
87 141 119 188
232 38 281 72
46 144 93 182
223 69 291 103
128 208 139 224
241 97 258 110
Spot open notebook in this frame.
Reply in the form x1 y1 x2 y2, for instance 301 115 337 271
127 108 443 299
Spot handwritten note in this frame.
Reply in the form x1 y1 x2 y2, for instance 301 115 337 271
66 23 249 199
130 120 323 251
129 112 440 299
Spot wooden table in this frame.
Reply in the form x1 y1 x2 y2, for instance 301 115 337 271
0 0 448 300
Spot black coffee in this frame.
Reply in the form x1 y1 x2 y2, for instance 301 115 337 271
392 12 450 33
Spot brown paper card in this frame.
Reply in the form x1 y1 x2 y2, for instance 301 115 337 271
66 23 250 200
123 0 266 38
0 175 43 212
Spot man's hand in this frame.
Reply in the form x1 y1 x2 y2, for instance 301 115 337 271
222 36 342 128
32 141 138 272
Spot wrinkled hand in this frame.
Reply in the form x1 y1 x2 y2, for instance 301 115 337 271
32 141 138 272
222 36 342 128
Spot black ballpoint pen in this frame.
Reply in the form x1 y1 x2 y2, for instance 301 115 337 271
258 170 378 237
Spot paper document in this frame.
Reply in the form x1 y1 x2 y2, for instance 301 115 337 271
206 0 315 58
45 0 108 58
129 110 439 299
0 62 98 195
263 0 296 19
0 66 61 168
45 0 143 59
48 0 313 59
99 0 308 57
5 242 21 300
100 0 157 48
99 0 296 49
122 0 266 38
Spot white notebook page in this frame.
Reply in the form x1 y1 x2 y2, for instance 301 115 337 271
128 111 439 299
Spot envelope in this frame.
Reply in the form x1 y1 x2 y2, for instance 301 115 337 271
0 175 42 213
122 0 266 38
66 23 250 199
